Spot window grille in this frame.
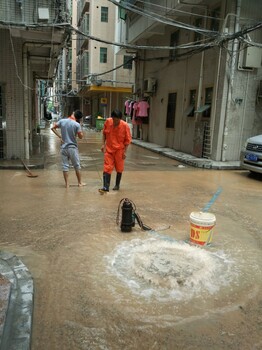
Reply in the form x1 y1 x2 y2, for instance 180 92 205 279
101 7 108 22
166 92 177 128
169 31 179 62
100 48 107 63
123 56 133 69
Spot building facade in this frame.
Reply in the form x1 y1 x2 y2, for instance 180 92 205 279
0 0 70 160
75 0 135 124
117 0 262 162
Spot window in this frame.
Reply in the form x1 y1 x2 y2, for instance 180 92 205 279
166 93 177 128
169 31 179 62
123 56 132 69
82 51 89 77
185 89 196 117
101 7 108 22
68 48 72 64
194 18 203 43
100 47 107 63
119 6 126 20
82 14 89 35
203 87 213 118
210 7 220 32
196 87 213 117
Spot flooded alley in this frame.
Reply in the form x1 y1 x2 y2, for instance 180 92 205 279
0 127 262 350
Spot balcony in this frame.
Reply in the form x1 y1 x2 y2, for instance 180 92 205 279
128 16 165 43
77 0 90 26
125 0 204 43
0 0 68 24
0 0 69 80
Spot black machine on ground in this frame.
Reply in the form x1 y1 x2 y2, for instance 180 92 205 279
116 198 151 233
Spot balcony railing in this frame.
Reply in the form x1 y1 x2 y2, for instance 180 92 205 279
0 0 68 25
77 0 90 27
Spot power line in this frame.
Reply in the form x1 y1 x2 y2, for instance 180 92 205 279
123 0 222 21
4 17 262 83
3 20 262 52
109 0 218 38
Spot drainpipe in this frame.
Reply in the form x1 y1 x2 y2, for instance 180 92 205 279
22 42 61 159
109 92 112 117
178 56 189 149
195 46 205 122
177 1 207 123
23 44 30 159
211 46 222 160
61 48 67 91
214 11 238 160
221 0 241 161
196 7 207 123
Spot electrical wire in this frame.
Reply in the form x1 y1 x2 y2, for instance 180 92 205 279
73 25 216 51
123 0 222 21
8 25 35 90
109 0 219 38
3 11 262 87
3 20 262 52
90 56 135 77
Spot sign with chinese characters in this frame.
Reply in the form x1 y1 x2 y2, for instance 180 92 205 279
100 98 107 107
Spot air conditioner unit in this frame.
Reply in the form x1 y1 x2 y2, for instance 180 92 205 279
144 78 156 92
38 8 50 21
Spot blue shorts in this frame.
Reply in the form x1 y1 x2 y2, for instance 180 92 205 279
61 147 81 171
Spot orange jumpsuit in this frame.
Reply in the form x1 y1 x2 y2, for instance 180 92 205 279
103 118 132 174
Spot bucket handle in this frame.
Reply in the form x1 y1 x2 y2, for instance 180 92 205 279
204 224 215 246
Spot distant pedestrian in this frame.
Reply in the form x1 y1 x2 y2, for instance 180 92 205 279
51 110 86 188
99 109 132 193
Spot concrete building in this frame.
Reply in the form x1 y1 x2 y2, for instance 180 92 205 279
75 0 135 126
115 0 262 162
0 0 70 160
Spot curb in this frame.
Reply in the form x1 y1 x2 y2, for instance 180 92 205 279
132 139 241 170
0 252 33 350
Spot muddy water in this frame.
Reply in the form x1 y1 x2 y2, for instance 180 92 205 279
0 128 262 349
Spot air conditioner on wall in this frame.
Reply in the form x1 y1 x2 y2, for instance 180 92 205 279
38 8 50 21
143 78 156 93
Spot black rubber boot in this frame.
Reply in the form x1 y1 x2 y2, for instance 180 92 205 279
113 172 122 191
99 172 111 193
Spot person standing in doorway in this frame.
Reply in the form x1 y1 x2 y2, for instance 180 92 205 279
51 110 86 188
99 109 132 193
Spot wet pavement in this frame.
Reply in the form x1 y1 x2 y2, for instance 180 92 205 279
0 126 262 349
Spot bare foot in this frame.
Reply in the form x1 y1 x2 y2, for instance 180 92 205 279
78 183 86 187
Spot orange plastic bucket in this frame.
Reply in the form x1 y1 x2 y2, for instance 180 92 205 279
189 212 216 246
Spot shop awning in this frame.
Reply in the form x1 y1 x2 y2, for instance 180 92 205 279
184 104 195 116
195 104 211 113
79 85 132 97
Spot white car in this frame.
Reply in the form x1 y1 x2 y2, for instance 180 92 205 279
240 134 262 174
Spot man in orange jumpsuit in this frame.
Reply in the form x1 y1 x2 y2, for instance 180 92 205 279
99 109 132 193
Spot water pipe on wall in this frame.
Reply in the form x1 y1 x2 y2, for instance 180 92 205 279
23 42 60 159
177 1 208 123
221 0 241 161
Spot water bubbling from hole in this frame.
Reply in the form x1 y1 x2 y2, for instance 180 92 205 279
106 238 236 302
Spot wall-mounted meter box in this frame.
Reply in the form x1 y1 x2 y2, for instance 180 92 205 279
243 46 262 69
